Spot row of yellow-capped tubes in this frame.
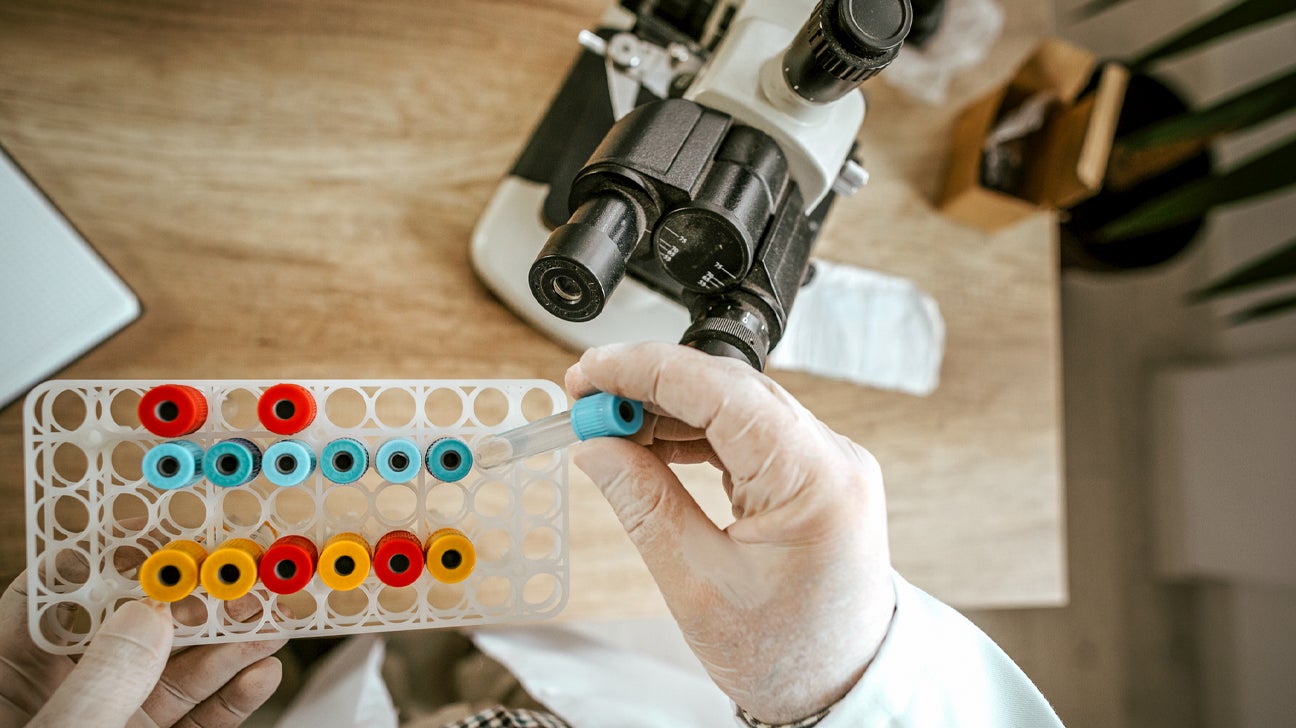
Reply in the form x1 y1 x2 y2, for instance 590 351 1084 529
138 529 476 603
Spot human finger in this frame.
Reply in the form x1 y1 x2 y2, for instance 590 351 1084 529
571 438 727 595
566 343 814 488
171 656 281 728
647 439 720 467
144 638 286 727
28 601 172 728
642 415 707 442
0 572 77 724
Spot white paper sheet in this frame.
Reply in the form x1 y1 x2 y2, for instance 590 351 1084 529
0 150 139 407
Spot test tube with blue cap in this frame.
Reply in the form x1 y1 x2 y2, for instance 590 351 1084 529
475 392 644 469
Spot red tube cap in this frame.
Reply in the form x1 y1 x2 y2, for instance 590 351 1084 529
138 384 208 437
258 383 317 435
374 531 425 588
259 535 318 595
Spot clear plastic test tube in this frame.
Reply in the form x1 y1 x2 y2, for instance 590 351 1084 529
475 392 644 470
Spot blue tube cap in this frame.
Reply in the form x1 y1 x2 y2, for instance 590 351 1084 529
426 437 472 482
143 440 204 490
376 438 421 483
321 438 369 484
571 393 644 441
264 439 316 487
204 438 262 488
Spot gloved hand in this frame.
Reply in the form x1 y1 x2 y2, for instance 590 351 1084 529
0 562 284 728
566 343 896 724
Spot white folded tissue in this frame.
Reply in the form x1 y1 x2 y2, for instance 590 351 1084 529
771 259 944 396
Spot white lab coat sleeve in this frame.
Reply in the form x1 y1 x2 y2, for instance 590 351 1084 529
816 570 1063 728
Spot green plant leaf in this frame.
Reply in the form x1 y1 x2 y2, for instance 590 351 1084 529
1119 67 1296 150
1072 0 1135 21
1190 237 1296 301
1096 134 1296 243
1229 292 1296 324
1132 0 1296 69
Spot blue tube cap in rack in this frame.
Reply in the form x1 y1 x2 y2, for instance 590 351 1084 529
264 439 316 487
204 438 262 488
571 392 644 440
376 438 421 483
322 438 369 484
143 440 204 490
426 437 472 482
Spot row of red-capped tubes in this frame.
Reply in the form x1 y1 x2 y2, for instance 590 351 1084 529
138 383 317 437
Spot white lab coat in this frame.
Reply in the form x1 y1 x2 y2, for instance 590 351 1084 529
472 570 1064 727
815 572 1063 727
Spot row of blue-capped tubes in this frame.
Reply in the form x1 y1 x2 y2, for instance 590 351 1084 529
141 436 474 489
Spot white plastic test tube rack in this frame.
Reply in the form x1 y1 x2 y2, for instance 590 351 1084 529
22 380 570 655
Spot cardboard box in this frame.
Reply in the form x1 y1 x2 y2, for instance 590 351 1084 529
939 39 1129 232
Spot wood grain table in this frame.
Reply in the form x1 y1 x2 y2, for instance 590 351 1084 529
0 0 1064 613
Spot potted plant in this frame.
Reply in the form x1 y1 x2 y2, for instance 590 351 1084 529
1061 0 1295 299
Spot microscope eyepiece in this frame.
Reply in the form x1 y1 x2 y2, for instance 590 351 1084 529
529 192 646 322
783 0 913 104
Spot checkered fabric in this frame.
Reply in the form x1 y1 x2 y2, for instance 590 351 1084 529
441 706 572 728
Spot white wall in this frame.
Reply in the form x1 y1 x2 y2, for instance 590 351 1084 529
1057 3 1296 727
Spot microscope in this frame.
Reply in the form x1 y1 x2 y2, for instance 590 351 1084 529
471 0 912 370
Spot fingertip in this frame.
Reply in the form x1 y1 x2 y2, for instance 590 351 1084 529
100 600 173 652
563 362 593 399
570 437 635 483
251 654 284 680
238 655 285 700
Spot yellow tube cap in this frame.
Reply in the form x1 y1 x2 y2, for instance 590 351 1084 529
319 534 371 591
139 540 206 602
425 528 475 584
200 539 261 601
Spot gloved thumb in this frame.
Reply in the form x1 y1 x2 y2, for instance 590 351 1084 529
29 600 173 728
572 438 725 585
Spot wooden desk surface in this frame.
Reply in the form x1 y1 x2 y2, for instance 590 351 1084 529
0 0 1063 612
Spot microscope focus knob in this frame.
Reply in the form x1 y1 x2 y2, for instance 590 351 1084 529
783 0 912 104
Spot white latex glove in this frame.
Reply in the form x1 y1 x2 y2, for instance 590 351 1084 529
566 343 896 724
0 565 284 728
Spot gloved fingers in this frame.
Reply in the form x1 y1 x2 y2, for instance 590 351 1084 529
0 571 79 723
144 638 286 727
571 437 727 598
0 570 36 647
641 414 707 442
567 343 815 491
28 601 172 728
647 438 720 467
170 656 281 728
224 594 267 623
164 592 265 632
